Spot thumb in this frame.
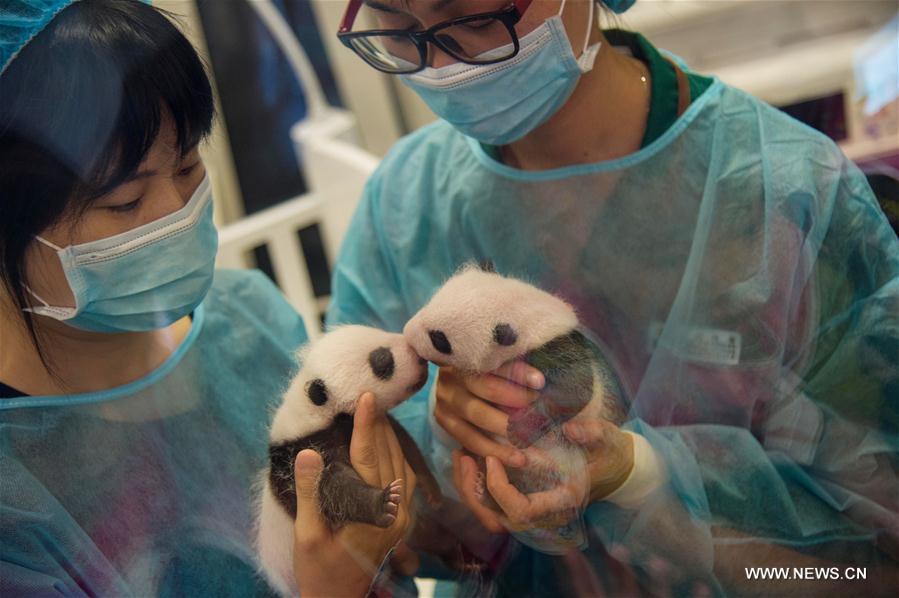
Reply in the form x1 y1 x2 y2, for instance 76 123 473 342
293 449 328 544
350 393 380 485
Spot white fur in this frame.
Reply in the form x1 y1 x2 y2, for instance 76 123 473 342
256 325 428 595
403 266 579 373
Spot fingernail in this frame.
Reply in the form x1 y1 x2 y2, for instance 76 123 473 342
527 372 544 389
511 451 527 467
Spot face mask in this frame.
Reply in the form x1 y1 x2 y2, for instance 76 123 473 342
401 0 599 146
26 174 218 333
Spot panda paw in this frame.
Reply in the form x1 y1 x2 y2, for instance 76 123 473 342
374 479 403 527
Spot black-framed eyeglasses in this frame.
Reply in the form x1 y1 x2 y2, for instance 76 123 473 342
337 0 534 75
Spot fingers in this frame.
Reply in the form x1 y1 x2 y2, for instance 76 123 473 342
466 373 540 409
485 456 579 528
375 420 394 487
293 449 328 546
443 387 511 437
491 359 545 391
383 419 406 487
452 451 506 534
351 393 380 486
435 405 527 467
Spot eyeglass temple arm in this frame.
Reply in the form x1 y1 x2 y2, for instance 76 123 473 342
338 0 534 34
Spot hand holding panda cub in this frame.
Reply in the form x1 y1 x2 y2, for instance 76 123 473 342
256 326 442 595
404 265 628 553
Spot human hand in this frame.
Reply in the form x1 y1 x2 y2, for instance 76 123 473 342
451 419 634 534
292 393 418 598
434 360 545 468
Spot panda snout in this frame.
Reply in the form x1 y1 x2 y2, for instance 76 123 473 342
428 330 452 355
368 347 395 380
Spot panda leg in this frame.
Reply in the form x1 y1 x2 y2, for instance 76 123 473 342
318 461 403 528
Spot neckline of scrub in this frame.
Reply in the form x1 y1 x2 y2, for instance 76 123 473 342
466 76 724 182
0 304 206 411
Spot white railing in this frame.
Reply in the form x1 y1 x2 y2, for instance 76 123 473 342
216 1 379 339
216 109 378 340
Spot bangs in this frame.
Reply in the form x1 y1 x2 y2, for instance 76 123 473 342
4 0 214 200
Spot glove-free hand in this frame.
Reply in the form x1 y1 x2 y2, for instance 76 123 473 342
292 393 418 597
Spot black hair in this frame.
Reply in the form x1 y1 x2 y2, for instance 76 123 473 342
0 0 214 369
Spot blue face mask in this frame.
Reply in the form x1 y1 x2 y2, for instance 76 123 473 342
401 0 600 146
26 175 218 333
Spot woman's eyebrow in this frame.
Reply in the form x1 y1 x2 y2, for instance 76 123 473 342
125 170 157 182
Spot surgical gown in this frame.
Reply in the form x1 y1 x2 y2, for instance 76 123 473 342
0 270 307 596
327 79 899 595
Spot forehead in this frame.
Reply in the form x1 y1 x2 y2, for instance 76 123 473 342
361 0 499 16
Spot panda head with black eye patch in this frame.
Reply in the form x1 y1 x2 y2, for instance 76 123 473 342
403 265 579 374
269 325 428 443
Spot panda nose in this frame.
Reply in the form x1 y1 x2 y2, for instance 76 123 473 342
428 330 452 355
368 347 395 380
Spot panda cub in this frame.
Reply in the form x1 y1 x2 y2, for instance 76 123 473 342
404 265 626 449
255 325 440 596
403 265 627 553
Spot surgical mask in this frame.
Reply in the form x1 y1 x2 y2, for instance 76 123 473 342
26 175 218 333
401 0 600 146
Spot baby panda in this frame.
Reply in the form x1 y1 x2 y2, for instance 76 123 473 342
403 265 627 553
255 325 441 596
404 264 626 449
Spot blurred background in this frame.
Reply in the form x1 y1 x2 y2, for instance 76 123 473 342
152 0 898 338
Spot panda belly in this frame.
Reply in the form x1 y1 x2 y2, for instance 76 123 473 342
498 330 625 498
492 365 607 499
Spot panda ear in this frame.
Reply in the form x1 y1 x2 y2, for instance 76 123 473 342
493 323 517 346
306 378 329 406
478 260 496 273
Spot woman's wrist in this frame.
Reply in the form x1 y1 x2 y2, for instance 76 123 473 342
599 431 667 509
588 429 636 503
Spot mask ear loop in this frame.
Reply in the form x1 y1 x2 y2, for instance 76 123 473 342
559 0 598 62
35 236 64 252
22 285 52 310
23 236 68 314
582 0 595 56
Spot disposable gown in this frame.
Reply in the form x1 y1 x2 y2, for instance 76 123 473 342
327 79 899 595
0 270 307 596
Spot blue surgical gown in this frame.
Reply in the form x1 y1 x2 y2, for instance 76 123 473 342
327 79 899 595
0 270 307 596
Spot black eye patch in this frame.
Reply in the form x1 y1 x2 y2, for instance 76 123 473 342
428 330 452 355
306 378 328 406
493 323 517 346
368 347 395 380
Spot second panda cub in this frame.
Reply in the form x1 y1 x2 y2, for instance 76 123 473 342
256 325 440 595
404 265 627 450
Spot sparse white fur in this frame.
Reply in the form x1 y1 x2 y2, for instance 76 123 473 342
256 325 428 596
403 266 579 373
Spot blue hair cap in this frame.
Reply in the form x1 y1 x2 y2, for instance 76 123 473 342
0 0 151 76
603 0 637 14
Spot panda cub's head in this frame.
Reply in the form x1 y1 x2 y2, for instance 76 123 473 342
270 326 428 442
403 265 579 374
